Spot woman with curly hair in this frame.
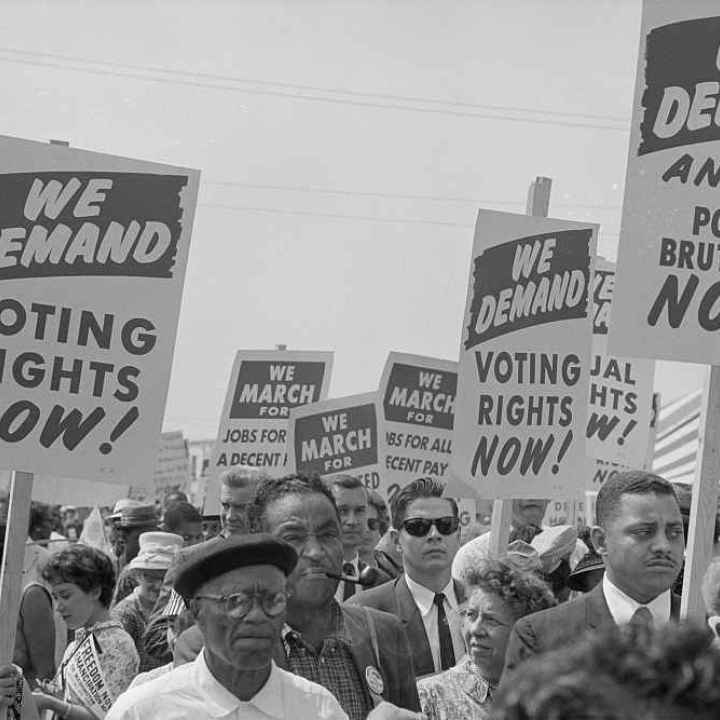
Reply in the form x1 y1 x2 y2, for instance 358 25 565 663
31 545 139 720
418 558 556 720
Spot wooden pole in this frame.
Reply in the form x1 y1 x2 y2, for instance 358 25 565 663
0 471 34 665
680 367 720 621
488 176 553 556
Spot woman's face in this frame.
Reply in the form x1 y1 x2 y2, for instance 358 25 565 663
462 587 516 685
51 582 102 630
137 569 166 604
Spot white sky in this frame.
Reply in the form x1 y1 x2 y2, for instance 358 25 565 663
0 0 705 440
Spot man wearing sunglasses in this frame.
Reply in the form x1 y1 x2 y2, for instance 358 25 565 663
106 534 348 719
350 477 464 678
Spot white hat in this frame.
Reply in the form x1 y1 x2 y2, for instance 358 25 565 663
128 531 184 571
531 525 578 574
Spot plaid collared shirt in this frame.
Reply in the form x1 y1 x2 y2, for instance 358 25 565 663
282 602 370 720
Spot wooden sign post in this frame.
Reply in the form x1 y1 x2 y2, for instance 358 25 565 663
488 176 552 557
681 368 720 620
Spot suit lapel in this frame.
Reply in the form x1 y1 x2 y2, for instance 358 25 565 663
395 576 434 675
585 583 614 630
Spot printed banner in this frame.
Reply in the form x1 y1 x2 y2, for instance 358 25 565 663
287 392 380 491
378 352 457 504
588 259 655 465
206 350 333 513
609 2 720 362
453 209 597 498
64 634 114 718
0 135 198 484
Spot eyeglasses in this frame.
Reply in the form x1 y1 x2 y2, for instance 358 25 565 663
367 518 382 531
402 516 459 537
193 590 287 618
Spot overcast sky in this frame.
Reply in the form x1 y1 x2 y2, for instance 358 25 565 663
0 0 705 440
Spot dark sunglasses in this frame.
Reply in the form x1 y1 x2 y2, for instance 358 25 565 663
402 516 459 537
367 518 382 531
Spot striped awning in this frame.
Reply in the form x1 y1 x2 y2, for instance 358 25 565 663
652 389 702 485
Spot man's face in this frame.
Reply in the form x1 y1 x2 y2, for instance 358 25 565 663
360 504 382 556
264 492 343 607
220 484 257 536
512 499 549 529
394 497 460 580
331 485 368 556
193 565 286 670
592 492 684 604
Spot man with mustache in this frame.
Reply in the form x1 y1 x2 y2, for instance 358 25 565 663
503 471 685 678
174 474 421 719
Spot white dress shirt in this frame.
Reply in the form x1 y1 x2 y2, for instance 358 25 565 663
602 574 671 627
405 574 464 674
335 554 360 603
106 651 348 720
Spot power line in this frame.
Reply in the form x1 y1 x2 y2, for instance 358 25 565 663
199 200 623 233
0 49 629 131
0 46 629 125
204 179 622 210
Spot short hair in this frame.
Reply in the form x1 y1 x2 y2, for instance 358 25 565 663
220 466 270 490
325 474 367 497
28 502 53 535
42 545 116 608
596 470 678 528
464 558 556 621
367 490 390 535
702 557 720 615
163 490 189 509
390 477 458 530
496 622 720 720
163 502 202 533
250 474 339 532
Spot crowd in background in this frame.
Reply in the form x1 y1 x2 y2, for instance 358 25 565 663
0 469 720 719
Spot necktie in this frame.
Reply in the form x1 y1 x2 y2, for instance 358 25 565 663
434 593 455 670
630 606 653 628
342 562 356 600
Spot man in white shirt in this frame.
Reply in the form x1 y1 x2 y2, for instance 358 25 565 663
503 470 684 678
350 477 464 677
106 533 348 720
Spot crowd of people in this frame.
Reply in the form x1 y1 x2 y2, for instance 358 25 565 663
1 468 720 719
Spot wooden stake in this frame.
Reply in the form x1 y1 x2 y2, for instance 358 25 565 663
488 176 553 556
0 471 34 664
681 367 720 621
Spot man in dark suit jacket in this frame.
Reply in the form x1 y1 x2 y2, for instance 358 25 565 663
349 478 464 678
503 471 685 678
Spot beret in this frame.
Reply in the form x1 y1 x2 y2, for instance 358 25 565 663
173 533 298 601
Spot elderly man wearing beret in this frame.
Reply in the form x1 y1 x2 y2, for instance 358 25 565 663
106 534 348 719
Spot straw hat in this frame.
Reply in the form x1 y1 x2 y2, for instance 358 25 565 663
128 531 184 571
107 499 143 523
118 504 158 528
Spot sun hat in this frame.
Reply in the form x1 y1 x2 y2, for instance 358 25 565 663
128 531 184 572
531 525 578 574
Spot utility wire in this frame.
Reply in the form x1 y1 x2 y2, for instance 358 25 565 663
0 49 629 131
0 46 629 125
204 179 622 210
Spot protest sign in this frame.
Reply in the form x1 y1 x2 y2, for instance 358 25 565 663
64 633 115 718
609 2 720 362
453 209 597 498
150 430 190 502
205 350 333 513
588 259 655 466
286 393 380 491
0 135 199 484
377 352 457 504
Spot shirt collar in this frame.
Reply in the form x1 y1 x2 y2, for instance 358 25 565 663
282 601 348 644
343 554 360 575
405 574 458 616
602 574 671 626
194 651 283 718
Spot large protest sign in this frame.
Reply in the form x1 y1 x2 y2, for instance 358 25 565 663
453 209 597 498
206 350 333 513
287 393 380 491
0 135 199 484
378 352 457 504
609 3 720 362
588 259 655 465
